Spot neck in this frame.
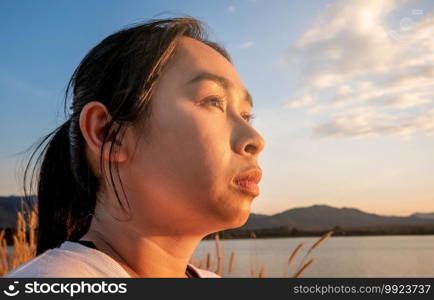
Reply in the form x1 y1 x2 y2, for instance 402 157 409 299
80 209 206 278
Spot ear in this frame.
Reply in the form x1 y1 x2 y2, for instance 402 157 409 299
79 101 128 163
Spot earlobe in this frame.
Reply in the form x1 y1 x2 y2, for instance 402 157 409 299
104 124 132 163
102 139 128 163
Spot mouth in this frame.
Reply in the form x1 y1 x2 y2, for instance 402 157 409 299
231 179 260 197
230 166 262 197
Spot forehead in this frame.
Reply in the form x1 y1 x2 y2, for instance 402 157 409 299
163 37 252 108
172 37 245 89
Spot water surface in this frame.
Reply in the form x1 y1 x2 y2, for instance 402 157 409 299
191 235 434 277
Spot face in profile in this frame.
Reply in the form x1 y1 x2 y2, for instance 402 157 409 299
108 36 265 235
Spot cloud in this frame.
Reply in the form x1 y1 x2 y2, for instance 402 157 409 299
314 107 434 138
336 85 353 97
373 92 431 108
227 5 236 13
284 0 434 138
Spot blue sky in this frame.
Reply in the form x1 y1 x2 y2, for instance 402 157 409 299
1 0 434 216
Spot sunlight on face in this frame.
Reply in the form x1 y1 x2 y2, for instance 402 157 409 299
120 36 265 235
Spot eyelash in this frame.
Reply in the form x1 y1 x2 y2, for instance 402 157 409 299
205 96 255 123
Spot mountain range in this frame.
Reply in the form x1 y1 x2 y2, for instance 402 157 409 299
240 205 434 230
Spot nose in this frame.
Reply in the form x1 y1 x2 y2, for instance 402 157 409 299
238 128 265 157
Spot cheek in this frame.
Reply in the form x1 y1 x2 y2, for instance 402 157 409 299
167 112 232 195
125 104 232 208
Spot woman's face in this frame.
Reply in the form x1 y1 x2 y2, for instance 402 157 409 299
114 36 265 234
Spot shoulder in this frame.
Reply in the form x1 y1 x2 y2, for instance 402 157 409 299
188 264 222 278
4 249 92 277
4 241 130 278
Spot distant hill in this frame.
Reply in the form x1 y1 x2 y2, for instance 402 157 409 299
410 212 434 220
240 205 434 230
0 195 37 228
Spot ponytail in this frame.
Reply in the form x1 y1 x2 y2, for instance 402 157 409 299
35 118 98 255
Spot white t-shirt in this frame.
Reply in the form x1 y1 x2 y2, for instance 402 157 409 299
4 241 220 278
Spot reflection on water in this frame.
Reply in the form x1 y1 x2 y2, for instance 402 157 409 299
191 235 434 277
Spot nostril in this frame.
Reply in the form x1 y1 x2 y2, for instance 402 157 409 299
244 144 257 154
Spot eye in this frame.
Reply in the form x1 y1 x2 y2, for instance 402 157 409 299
203 96 255 123
242 113 256 123
204 96 225 111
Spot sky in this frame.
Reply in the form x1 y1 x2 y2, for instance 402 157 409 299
1 0 433 216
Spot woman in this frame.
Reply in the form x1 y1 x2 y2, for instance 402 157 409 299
5 16 265 278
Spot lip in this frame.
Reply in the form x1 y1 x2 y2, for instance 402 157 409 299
231 166 262 197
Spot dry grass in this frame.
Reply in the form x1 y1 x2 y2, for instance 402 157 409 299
0 200 37 277
283 242 304 276
228 251 235 273
0 202 333 278
294 231 333 276
292 258 314 278
0 230 8 274
214 232 223 275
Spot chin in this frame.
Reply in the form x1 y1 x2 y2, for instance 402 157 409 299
221 206 251 230
209 193 253 230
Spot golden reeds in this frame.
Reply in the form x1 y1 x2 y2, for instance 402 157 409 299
292 231 333 278
310 231 333 252
258 264 265 278
0 230 8 275
288 243 304 266
248 230 259 277
283 242 304 276
214 232 223 275
292 258 314 278
228 251 235 273
205 251 211 270
0 200 38 277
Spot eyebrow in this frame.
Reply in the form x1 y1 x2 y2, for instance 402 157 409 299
186 72 253 108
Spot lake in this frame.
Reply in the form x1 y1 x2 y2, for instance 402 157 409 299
6 235 434 277
191 235 434 277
